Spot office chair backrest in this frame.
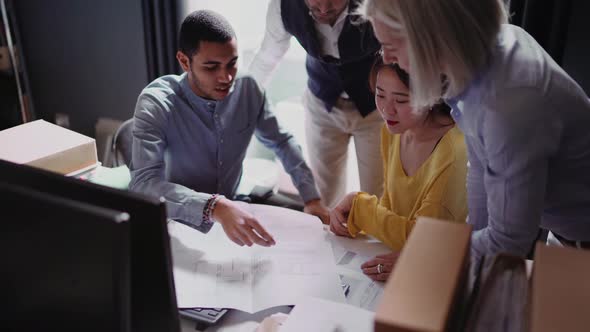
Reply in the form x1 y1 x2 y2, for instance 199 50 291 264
112 118 134 167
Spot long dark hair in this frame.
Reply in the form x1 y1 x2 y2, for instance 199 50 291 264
369 56 453 126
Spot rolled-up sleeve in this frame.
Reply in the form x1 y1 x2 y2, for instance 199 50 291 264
470 87 562 258
247 0 292 87
129 93 214 233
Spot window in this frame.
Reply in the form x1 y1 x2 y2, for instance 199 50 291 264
180 0 307 104
180 0 361 196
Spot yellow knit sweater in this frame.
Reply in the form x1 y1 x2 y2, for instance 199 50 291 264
348 125 468 251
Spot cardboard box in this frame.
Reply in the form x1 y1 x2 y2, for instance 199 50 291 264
529 243 590 332
374 217 472 332
0 120 97 175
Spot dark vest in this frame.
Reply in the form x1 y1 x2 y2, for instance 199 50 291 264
281 0 380 116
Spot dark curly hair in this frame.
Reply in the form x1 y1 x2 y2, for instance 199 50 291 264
178 10 236 59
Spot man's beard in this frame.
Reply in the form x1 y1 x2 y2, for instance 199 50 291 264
305 0 349 24
188 70 216 100
189 69 232 101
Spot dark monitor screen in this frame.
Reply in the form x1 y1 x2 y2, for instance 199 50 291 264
0 160 180 332
0 183 131 332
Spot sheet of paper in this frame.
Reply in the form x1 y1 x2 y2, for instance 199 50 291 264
323 229 391 311
326 231 392 261
281 297 375 332
339 273 384 311
169 204 345 313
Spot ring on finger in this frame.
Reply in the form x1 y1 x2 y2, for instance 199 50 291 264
377 263 384 274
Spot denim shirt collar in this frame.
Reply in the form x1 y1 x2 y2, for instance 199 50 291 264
179 73 224 112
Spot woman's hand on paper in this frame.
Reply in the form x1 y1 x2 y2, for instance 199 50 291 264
361 251 401 282
329 192 358 237
213 198 276 247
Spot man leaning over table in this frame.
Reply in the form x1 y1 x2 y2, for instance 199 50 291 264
129 10 329 247
248 0 384 208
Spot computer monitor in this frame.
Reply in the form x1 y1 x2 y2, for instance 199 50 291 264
0 160 180 332
0 182 131 332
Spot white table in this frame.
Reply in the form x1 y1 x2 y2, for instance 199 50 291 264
178 222 391 332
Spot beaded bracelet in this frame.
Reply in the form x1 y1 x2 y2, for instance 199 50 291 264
202 194 225 224
202 194 218 224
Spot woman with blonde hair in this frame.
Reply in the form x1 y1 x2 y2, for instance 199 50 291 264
329 58 467 281
357 0 590 260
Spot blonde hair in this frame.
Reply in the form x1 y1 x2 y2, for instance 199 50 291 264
357 0 508 109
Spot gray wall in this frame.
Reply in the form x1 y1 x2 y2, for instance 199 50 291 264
11 0 589 138
562 0 590 95
14 0 148 136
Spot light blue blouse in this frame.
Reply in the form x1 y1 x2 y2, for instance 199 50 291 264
446 24 590 258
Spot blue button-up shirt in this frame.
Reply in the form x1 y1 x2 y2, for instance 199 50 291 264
129 73 320 233
446 24 590 258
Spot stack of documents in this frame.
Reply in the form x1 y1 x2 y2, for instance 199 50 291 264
168 204 346 313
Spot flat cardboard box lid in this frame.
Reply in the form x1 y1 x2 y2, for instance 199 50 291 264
0 120 95 164
530 243 590 332
375 217 472 332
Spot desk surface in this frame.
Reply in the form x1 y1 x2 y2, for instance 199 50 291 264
178 223 391 331
87 168 390 331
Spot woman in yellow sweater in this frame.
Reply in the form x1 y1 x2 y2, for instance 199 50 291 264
329 59 467 281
